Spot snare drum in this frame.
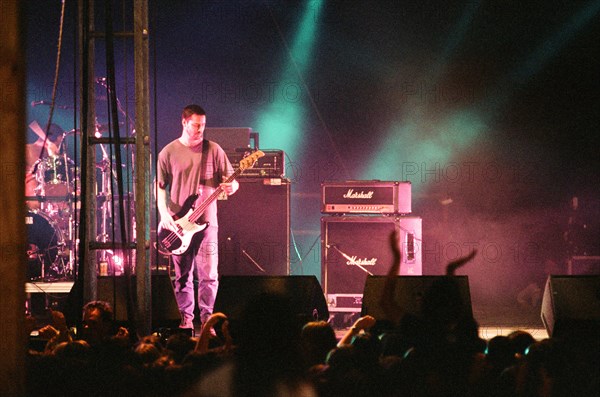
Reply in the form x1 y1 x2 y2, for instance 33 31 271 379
34 155 76 197
26 210 65 280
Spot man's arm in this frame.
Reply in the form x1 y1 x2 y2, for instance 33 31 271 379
156 184 177 232
218 148 239 196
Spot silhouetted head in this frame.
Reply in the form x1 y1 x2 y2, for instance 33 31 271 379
80 300 114 345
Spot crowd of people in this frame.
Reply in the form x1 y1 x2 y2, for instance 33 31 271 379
24 233 599 397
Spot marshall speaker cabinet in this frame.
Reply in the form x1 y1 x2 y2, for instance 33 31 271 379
217 178 290 276
321 216 422 312
321 180 412 214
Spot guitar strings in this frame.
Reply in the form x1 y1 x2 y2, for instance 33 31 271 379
161 184 227 248
160 155 260 249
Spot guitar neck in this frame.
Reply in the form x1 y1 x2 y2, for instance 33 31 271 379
188 168 243 223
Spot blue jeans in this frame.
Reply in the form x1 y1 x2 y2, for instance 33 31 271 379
172 225 219 324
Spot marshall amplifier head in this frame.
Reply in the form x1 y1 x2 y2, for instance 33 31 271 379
321 180 411 214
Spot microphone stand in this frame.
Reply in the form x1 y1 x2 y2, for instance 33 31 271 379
241 249 266 273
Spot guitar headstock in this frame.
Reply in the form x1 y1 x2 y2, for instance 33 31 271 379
239 150 265 170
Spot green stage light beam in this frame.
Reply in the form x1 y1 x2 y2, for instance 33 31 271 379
363 1 599 192
362 1 484 191
431 0 481 79
515 0 600 85
253 0 324 158
362 109 488 190
484 0 600 111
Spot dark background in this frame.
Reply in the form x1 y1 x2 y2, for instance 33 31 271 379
24 1 600 325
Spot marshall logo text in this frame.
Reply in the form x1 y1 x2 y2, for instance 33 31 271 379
346 256 377 266
342 189 374 199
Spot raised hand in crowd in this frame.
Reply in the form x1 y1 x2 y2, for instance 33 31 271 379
337 315 376 347
446 249 477 275
194 312 232 354
39 309 73 353
379 230 404 325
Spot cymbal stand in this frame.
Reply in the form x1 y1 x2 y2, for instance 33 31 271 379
60 131 77 278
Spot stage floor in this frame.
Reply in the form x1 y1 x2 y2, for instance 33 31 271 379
332 326 548 341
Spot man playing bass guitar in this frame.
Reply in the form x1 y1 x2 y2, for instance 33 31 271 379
157 104 239 331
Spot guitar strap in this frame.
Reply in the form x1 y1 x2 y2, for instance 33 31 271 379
198 138 210 189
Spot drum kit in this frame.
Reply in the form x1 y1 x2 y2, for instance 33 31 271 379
26 132 79 281
26 120 132 281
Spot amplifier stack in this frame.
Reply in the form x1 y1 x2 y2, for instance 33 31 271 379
320 180 422 321
204 127 290 275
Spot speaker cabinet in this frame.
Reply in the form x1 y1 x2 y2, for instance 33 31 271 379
321 216 422 299
361 275 472 323
541 275 600 337
204 127 252 150
96 274 180 328
213 275 329 322
217 178 290 276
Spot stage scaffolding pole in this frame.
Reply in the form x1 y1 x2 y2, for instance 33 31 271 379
133 0 151 336
78 0 152 336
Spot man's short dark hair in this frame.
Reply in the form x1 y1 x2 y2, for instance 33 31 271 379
182 104 206 120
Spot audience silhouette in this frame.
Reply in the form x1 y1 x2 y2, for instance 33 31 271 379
24 232 599 396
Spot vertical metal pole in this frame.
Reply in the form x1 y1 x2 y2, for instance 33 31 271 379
134 0 151 335
79 0 98 304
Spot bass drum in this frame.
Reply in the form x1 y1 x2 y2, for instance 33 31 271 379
26 211 66 280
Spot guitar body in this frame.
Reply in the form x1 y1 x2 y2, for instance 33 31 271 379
157 150 265 256
157 194 209 255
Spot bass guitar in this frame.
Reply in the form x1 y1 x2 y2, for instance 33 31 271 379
157 150 264 255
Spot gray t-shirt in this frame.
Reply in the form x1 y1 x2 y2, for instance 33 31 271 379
157 139 233 226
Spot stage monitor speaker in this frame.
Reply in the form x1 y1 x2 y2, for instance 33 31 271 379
321 216 422 297
361 275 472 323
217 178 290 276
96 274 180 328
541 275 600 338
213 275 329 323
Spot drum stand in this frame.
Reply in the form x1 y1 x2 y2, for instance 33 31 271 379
58 132 78 280
97 147 111 275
